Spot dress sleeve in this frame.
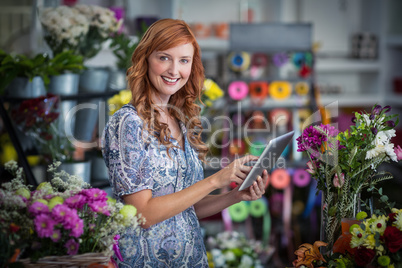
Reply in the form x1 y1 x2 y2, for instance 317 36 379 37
102 112 154 199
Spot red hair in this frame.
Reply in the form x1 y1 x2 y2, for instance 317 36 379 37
127 18 208 161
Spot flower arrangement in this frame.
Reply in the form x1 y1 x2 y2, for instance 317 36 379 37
10 93 74 164
40 4 122 60
0 160 143 267
200 78 224 115
296 104 401 249
206 231 264 268
108 89 132 115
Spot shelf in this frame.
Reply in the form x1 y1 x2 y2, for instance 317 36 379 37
228 96 310 112
319 94 381 107
197 38 229 51
315 58 380 73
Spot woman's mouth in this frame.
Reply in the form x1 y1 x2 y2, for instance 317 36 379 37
162 76 179 83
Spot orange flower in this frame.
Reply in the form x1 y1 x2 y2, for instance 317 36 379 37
292 241 327 268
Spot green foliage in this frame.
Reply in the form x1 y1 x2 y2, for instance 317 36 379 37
109 33 139 70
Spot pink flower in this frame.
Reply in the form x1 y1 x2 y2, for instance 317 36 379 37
395 145 402 161
62 209 80 229
88 200 110 215
51 204 72 223
65 239 79 255
34 214 56 238
70 218 84 238
333 173 345 188
81 188 108 202
29 201 49 215
306 160 316 175
65 194 87 209
50 229 61 242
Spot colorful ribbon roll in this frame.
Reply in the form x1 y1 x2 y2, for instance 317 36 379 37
270 168 291 189
228 52 251 72
229 138 247 156
269 108 291 127
295 81 310 96
269 81 292 100
249 81 269 100
228 81 249 100
272 53 288 67
228 201 249 222
249 197 268 218
248 139 266 156
293 168 311 187
251 53 268 67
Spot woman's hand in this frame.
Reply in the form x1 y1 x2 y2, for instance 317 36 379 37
211 155 259 189
233 169 268 201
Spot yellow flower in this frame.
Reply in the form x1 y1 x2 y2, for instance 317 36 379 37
350 226 365 248
363 234 376 249
203 79 224 101
119 204 137 220
370 214 388 235
48 196 64 210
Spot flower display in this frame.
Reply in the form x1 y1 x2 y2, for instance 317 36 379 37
292 241 328 268
206 231 264 268
0 160 143 267
40 4 122 60
108 89 132 115
10 94 74 164
200 78 225 115
296 104 400 249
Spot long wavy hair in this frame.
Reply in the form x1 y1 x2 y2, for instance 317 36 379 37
127 18 208 161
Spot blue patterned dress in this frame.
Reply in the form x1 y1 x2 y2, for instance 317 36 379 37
101 104 208 267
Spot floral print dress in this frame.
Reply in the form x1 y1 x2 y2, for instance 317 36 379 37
101 104 208 267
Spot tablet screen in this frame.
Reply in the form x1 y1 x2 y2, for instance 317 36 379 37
238 131 294 191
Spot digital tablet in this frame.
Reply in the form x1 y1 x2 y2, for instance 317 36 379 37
238 131 294 191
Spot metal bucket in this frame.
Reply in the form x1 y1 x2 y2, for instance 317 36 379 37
6 76 46 98
108 69 127 92
59 160 91 184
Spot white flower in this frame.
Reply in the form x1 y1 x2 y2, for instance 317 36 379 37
370 215 388 235
224 250 236 261
239 255 254 268
395 211 402 231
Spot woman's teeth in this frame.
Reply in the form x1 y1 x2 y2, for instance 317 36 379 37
162 76 179 82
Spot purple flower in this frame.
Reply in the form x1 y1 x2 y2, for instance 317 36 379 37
65 239 79 255
70 218 84 238
297 124 338 154
395 145 402 161
50 229 61 242
81 188 108 202
382 105 391 113
62 209 80 229
34 214 56 238
51 204 72 223
372 105 382 115
371 127 378 135
65 194 87 209
29 201 49 216
385 120 395 128
369 114 375 120
88 200 110 215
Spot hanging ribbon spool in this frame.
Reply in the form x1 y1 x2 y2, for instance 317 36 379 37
248 139 266 156
269 81 292 100
293 168 311 188
232 112 245 127
228 81 249 100
228 52 251 72
269 108 291 128
251 53 268 68
272 52 288 67
295 81 310 96
249 197 268 218
228 201 249 222
270 192 283 217
249 110 267 129
270 168 291 190
249 81 269 102
229 138 247 156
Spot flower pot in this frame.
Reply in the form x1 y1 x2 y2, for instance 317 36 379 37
48 73 80 136
74 68 110 142
59 160 91 184
107 69 127 92
6 76 46 98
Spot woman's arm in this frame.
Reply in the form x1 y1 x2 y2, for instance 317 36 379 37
123 154 258 228
194 170 268 219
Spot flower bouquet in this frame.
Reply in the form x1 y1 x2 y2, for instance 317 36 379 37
0 160 143 267
200 78 225 115
10 93 74 164
40 4 122 60
296 104 401 251
206 231 265 268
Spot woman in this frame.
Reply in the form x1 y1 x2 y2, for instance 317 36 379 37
102 18 268 267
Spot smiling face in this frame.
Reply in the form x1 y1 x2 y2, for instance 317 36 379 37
148 42 194 103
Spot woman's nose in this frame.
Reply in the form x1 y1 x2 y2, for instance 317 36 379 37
167 61 179 76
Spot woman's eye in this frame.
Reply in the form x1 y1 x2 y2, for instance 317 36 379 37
160 56 169 61
181 59 189 64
